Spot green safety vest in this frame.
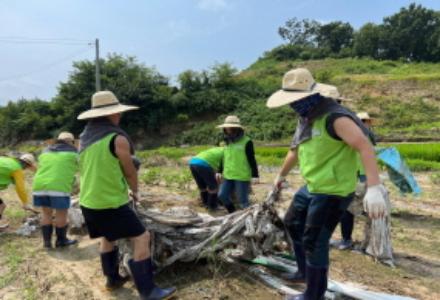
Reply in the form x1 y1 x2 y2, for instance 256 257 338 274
33 150 78 193
223 136 252 181
79 134 129 209
0 157 22 190
195 147 224 171
298 115 358 197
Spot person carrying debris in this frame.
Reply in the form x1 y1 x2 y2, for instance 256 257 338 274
0 153 36 228
331 112 377 250
268 68 387 300
188 147 224 210
32 132 78 248
77 91 175 300
217 115 259 213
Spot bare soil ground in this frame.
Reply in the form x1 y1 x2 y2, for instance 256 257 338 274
1 170 439 300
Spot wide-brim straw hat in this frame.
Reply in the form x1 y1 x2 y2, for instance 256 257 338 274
57 131 74 142
217 115 244 129
77 91 138 120
267 68 341 108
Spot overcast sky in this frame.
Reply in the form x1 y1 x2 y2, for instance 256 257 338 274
1 0 439 104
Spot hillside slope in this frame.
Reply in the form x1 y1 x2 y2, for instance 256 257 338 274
178 57 440 145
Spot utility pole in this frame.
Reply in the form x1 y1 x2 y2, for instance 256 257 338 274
95 38 101 91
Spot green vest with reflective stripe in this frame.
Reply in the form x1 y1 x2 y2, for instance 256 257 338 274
195 147 224 171
33 151 78 193
0 157 22 190
298 115 358 196
79 134 129 209
223 136 252 181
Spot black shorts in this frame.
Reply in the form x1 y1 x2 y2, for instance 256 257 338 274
189 164 218 191
80 204 146 242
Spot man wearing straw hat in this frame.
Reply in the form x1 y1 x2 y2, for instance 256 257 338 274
0 153 37 228
77 91 175 299
268 69 387 300
217 115 259 213
32 132 78 249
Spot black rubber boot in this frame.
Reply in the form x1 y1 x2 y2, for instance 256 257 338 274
101 247 129 290
207 193 219 210
129 258 176 300
224 202 236 213
282 242 306 283
200 191 209 207
55 226 78 248
285 265 328 300
41 224 53 249
303 265 328 300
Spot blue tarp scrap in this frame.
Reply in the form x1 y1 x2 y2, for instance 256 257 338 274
375 147 422 195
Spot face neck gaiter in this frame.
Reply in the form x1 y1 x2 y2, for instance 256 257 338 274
289 94 323 118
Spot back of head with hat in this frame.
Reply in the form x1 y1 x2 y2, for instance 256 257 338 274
267 68 340 108
57 132 75 142
77 91 139 120
19 153 36 170
217 115 244 129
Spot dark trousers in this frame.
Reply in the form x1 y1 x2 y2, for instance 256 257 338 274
340 210 354 241
284 185 353 267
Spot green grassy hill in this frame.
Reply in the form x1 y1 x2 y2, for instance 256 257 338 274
178 57 440 145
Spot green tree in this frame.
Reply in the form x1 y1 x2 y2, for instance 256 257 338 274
381 3 440 61
52 54 175 137
278 18 320 46
316 21 354 54
353 23 383 58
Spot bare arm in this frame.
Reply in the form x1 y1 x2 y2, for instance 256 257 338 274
114 135 138 194
279 149 298 177
333 117 380 186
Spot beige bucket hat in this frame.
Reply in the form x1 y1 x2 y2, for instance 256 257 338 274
217 115 244 128
267 68 340 108
356 112 372 121
356 112 377 125
77 91 138 120
57 132 74 142
19 153 36 170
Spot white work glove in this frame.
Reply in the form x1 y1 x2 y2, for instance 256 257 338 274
251 178 260 185
273 174 286 191
130 191 140 202
363 184 388 219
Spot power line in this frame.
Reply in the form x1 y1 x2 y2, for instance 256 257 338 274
0 36 93 46
0 45 94 83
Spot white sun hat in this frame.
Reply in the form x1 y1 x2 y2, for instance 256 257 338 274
216 115 244 128
19 153 36 170
267 68 341 108
77 91 138 120
356 112 372 121
57 132 74 142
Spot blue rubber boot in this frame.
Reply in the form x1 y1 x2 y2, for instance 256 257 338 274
129 258 176 300
55 226 77 247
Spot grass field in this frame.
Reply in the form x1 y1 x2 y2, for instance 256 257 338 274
137 143 440 171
